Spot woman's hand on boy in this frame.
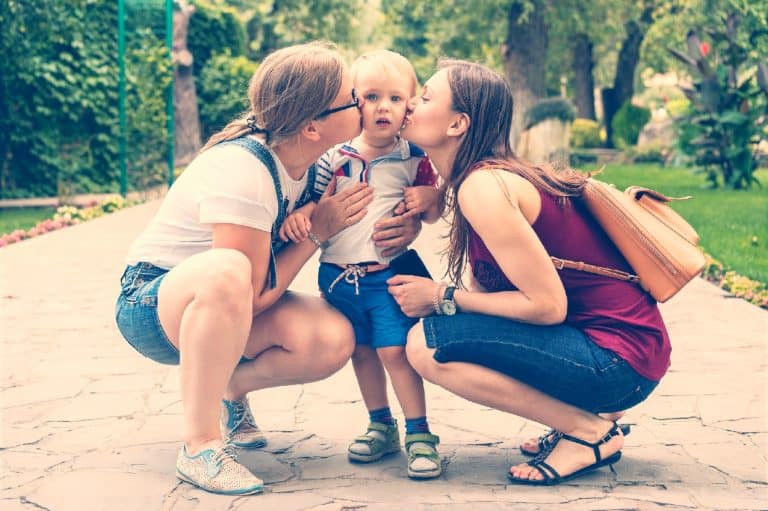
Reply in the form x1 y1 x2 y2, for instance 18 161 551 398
311 177 373 241
387 274 439 318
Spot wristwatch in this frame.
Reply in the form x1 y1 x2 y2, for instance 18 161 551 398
439 286 457 316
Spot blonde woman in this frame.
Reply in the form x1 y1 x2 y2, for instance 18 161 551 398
115 42 420 495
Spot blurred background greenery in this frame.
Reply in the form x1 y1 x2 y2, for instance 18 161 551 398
1 0 766 288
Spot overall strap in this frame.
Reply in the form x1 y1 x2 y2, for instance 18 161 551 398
217 137 285 288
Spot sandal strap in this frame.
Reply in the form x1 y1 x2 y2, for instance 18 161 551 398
366 421 393 433
531 460 560 481
538 429 563 451
404 432 440 449
559 422 621 463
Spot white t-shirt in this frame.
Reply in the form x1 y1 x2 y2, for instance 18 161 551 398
126 137 308 269
313 139 436 265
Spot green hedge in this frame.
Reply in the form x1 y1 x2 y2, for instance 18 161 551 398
525 97 576 130
188 0 246 76
611 101 651 148
198 52 258 141
0 0 171 198
571 118 602 148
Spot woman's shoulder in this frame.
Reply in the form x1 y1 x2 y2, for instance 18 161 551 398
460 165 536 203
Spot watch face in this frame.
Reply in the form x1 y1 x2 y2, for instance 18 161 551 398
441 301 457 316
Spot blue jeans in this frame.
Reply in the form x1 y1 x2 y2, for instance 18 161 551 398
422 312 658 413
115 263 179 365
318 263 417 348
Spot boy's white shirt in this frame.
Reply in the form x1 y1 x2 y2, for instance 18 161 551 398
314 137 435 265
126 138 307 269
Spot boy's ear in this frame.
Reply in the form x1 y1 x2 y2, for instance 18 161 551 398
447 113 470 138
302 120 322 142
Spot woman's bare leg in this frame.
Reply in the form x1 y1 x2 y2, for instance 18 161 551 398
405 323 623 481
225 292 355 398
157 249 254 454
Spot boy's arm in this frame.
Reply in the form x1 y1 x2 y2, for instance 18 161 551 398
418 185 443 224
410 156 443 224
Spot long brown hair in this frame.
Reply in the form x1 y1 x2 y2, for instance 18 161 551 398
202 41 345 151
439 59 588 286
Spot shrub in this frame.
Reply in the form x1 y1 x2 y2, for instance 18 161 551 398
571 118 603 149
188 1 246 76
525 98 576 130
0 1 171 198
198 52 258 141
626 143 669 164
570 150 599 167
668 10 768 189
611 102 651 148
666 97 691 117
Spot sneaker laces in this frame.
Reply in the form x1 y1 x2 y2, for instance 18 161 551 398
230 400 257 429
211 440 239 468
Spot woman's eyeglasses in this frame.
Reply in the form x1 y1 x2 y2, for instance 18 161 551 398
316 89 358 118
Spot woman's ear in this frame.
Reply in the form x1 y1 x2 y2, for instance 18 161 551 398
447 112 470 138
301 120 322 142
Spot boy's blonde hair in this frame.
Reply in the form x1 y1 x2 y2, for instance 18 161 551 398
203 41 346 150
351 50 418 96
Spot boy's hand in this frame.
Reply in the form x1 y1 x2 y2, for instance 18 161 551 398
401 186 439 218
279 212 312 243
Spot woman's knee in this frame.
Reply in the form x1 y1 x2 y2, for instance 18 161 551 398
197 250 253 311
405 322 431 376
312 312 355 371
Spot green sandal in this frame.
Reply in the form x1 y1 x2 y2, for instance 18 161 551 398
405 432 442 479
347 420 400 463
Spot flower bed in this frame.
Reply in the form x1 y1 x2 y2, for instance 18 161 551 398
0 196 141 247
701 255 768 310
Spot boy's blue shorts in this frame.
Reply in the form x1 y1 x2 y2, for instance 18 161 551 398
318 263 417 349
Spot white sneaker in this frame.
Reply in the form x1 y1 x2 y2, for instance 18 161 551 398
221 398 267 449
176 440 264 495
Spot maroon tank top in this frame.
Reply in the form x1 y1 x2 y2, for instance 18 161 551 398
468 172 671 381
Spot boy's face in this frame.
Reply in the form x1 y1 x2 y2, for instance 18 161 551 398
355 68 413 141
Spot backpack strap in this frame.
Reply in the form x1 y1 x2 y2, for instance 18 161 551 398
483 166 641 286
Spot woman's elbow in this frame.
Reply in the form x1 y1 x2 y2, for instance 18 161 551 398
536 295 567 325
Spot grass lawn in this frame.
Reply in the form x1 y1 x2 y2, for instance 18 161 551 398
593 164 768 284
0 207 56 234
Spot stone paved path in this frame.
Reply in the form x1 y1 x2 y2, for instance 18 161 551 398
1 201 766 510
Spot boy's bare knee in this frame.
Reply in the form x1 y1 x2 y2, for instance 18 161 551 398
376 345 407 369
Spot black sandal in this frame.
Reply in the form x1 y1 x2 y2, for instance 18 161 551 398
508 422 624 486
519 423 631 457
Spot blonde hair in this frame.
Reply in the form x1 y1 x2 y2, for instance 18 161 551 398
351 49 418 96
202 41 346 151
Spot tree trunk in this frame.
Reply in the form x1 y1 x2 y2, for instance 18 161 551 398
571 33 595 120
602 4 655 147
502 0 548 149
172 0 202 166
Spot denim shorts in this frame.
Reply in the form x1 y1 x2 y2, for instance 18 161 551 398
318 263 417 348
422 312 658 413
115 262 180 365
